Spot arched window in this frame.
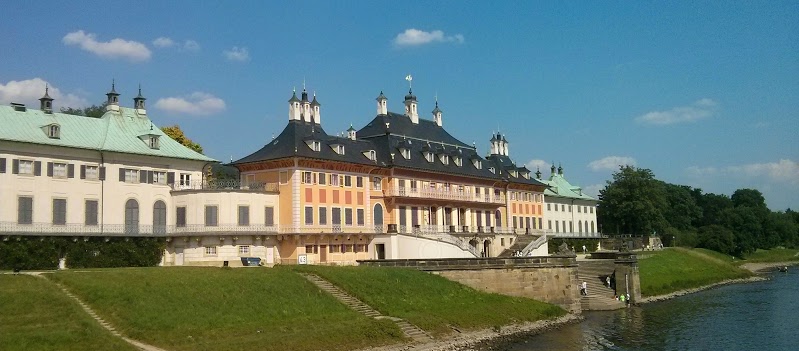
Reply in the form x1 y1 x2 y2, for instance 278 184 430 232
125 199 139 234
495 210 502 227
483 240 491 258
591 221 595 233
578 220 583 233
585 221 589 233
373 203 384 230
153 200 166 234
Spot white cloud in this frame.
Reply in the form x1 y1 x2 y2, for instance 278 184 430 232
0 78 88 109
588 156 637 172
223 47 250 62
688 160 799 185
63 30 151 62
525 159 549 171
183 40 200 51
154 92 226 116
583 184 605 198
634 98 718 125
393 29 465 47
152 37 175 48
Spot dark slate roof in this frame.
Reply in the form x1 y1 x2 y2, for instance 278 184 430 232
485 154 547 187
232 120 381 166
288 91 300 103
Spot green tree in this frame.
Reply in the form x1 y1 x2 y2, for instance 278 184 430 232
697 193 734 226
60 104 107 118
160 125 204 154
598 166 668 235
661 182 702 231
698 224 736 255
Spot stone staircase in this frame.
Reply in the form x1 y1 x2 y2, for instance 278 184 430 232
302 273 432 342
578 260 626 311
498 235 539 257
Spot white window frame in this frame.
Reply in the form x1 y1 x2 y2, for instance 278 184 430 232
53 162 67 178
153 171 167 185
425 152 434 163
205 246 218 256
19 160 34 175
85 165 99 181
238 245 250 256
124 169 139 183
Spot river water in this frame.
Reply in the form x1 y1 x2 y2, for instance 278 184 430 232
493 271 797 351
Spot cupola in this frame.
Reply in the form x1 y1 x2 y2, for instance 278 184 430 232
376 91 387 115
347 124 356 140
105 80 120 112
310 92 321 125
39 84 54 114
404 88 419 124
288 88 301 121
133 85 146 114
432 99 442 127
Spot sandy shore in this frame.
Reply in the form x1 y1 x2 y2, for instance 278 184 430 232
359 314 583 351
738 261 798 273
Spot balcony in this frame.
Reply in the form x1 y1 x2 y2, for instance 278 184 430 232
171 180 279 193
384 186 505 204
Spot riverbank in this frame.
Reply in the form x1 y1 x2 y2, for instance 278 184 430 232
359 314 583 351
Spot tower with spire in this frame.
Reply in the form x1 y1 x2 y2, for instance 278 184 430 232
301 87 311 123
432 98 443 127
310 92 321 125
133 85 146 114
404 89 419 124
288 88 301 121
39 84 53 114
105 80 120 112
376 91 387 115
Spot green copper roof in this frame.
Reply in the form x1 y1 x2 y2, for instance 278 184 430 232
0 105 216 162
541 173 596 201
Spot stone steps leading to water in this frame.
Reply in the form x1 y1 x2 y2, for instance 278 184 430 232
578 260 626 311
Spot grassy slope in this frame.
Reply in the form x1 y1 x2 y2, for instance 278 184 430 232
293 266 566 336
0 274 137 351
49 267 402 351
638 248 752 297
740 248 799 263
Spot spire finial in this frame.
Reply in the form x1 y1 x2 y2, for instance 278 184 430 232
293 86 296 93
405 74 413 90
138 83 141 95
303 77 306 91
45 83 49 94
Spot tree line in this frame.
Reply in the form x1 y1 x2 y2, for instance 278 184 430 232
598 166 798 257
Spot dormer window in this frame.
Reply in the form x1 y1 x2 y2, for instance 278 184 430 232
440 154 449 165
425 152 434 163
454 156 462 167
149 136 160 149
400 148 410 159
522 172 530 179
489 167 496 174
306 140 321 152
332 144 345 155
510 170 517 177
472 159 482 169
363 150 377 161
47 124 60 139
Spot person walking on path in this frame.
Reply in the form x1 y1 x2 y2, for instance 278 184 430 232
581 281 588 296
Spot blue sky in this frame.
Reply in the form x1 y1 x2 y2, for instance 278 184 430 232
1 1 797 210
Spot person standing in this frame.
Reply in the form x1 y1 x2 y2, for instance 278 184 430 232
581 281 588 296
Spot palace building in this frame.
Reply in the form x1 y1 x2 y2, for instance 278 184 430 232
2 81 599 267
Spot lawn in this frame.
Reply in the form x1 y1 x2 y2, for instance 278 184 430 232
48 267 402 351
292 265 566 336
0 274 138 351
740 248 799 264
638 248 752 297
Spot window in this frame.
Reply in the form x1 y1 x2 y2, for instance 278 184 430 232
153 201 166 233
122 168 138 183
590 207 594 214
205 205 218 226
488 167 495 174
179 173 191 187
332 208 342 225
318 172 327 185
238 245 250 255
569 205 572 213
548 220 552 230
473 159 482 169
85 200 98 225
265 206 275 226
279 171 289 184
19 160 34 175
205 246 218 256
307 140 321 151
454 156 462 167
153 171 167 185
342 175 351 187
364 150 376 161
547 203 551 211
400 148 411 159
148 136 160 149
440 154 449 165
356 176 363 188
410 180 418 192
305 245 319 254
125 199 139 234
305 206 314 225
48 125 60 139
52 162 67 178
238 205 250 226
53 199 67 225
330 244 341 253
332 144 345 155
357 209 364 226
176 206 187 227
330 174 340 186
555 204 558 212
18 197 33 224
83 165 99 180
372 177 382 190
301 171 313 184
425 152 434 163
0 158 5 173
345 208 353 226
578 206 581 213
319 207 327 225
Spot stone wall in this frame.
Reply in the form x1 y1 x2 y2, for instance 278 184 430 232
359 256 581 312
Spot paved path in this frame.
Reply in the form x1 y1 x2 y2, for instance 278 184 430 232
301 273 433 342
28 273 169 351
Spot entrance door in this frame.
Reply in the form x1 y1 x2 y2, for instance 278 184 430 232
320 245 327 263
376 244 386 260
175 247 184 266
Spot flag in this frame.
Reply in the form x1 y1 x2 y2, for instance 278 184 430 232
405 75 412 82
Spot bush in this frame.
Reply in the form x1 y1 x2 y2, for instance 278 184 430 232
0 236 165 270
